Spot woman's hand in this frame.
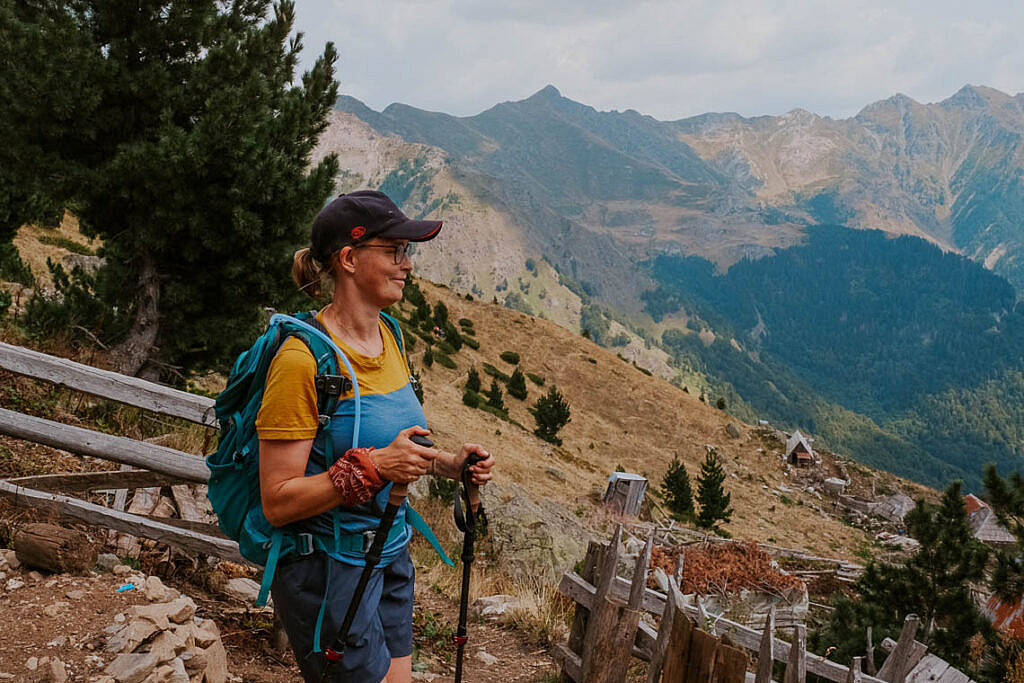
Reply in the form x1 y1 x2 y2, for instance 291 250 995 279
453 444 495 486
374 426 438 483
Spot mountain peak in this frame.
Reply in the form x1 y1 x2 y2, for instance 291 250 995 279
530 85 563 101
942 84 1011 109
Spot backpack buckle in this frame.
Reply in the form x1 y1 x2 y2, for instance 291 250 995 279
318 414 331 427
361 530 376 553
298 533 315 555
314 374 352 398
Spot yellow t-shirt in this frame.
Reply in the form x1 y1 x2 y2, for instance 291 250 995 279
255 313 411 440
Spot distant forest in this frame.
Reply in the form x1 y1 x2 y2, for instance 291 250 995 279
646 225 1024 490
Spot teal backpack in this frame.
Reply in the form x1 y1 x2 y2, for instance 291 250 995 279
207 311 451 606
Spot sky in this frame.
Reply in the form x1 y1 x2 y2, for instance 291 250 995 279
291 0 1024 122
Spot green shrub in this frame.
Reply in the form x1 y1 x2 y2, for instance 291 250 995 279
436 340 456 355
0 290 11 317
38 235 94 256
463 336 480 350
458 318 474 329
423 348 434 367
526 372 545 386
401 328 417 351
507 367 528 400
466 367 481 393
482 363 509 382
485 379 505 410
462 389 480 408
433 351 457 369
443 323 462 351
429 476 457 504
499 350 520 365
23 260 128 347
0 243 34 286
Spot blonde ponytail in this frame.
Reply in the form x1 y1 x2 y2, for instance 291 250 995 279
292 248 331 300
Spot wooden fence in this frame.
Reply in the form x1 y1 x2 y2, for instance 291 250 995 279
0 342 239 562
555 526 975 683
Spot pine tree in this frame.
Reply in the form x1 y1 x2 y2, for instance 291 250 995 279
507 367 528 400
695 448 732 530
465 367 481 393
2 0 339 378
984 464 1024 600
812 481 990 673
530 385 571 445
486 379 504 410
444 321 462 351
661 456 695 521
433 301 449 328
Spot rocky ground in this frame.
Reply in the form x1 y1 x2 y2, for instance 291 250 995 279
0 546 559 682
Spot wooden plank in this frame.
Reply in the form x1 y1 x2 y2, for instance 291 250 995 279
555 643 582 682
0 480 243 562
646 577 682 683
934 667 969 683
662 608 695 683
0 342 218 427
755 605 776 683
7 470 189 492
171 484 208 522
0 408 209 482
784 625 806 683
686 629 719 683
140 514 225 537
906 655 948 683
557 570 658 661
714 642 750 683
845 657 863 683
878 615 921 682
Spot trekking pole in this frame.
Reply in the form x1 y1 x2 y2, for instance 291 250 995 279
320 434 433 681
453 453 487 683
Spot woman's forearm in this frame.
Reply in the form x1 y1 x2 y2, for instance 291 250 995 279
262 470 344 527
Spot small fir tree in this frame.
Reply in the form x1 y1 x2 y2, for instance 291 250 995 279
433 301 449 328
507 367 528 400
461 389 479 408
662 456 695 521
444 321 462 351
422 348 434 368
530 385 571 445
695 448 732 530
486 379 504 410
465 366 481 393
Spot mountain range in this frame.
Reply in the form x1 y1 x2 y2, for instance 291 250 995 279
317 84 1024 490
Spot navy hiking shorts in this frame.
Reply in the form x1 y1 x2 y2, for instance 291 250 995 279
270 546 415 682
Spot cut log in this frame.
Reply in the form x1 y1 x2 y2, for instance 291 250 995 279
14 522 98 573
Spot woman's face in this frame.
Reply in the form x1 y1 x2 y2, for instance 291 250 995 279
348 238 413 307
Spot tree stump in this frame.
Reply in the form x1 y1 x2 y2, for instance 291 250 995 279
14 523 98 573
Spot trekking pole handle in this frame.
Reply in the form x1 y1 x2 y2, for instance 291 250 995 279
463 453 485 511
388 433 433 506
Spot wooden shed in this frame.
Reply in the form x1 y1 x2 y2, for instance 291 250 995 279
785 430 814 466
603 472 647 516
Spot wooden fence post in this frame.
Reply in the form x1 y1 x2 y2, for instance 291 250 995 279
561 540 603 683
783 624 807 683
661 602 696 683
755 605 776 683
646 577 683 683
581 525 638 683
866 627 876 675
877 615 920 682
845 657 863 683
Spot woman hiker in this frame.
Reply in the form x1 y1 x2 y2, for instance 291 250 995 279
256 190 495 682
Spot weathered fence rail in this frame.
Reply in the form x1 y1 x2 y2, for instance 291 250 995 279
0 342 241 563
553 525 977 682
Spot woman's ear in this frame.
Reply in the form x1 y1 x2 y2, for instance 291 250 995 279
336 245 358 274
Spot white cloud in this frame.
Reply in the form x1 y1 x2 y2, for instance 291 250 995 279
291 0 1024 120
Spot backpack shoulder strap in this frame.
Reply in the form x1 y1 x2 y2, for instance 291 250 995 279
379 311 406 361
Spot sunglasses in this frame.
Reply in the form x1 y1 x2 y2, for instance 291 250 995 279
352 242 416 264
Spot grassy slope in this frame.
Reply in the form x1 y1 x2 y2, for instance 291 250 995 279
405 281 932 561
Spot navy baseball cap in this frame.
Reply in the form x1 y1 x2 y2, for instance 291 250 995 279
310 190 443 264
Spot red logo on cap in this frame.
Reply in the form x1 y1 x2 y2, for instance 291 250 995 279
350 226 366 239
